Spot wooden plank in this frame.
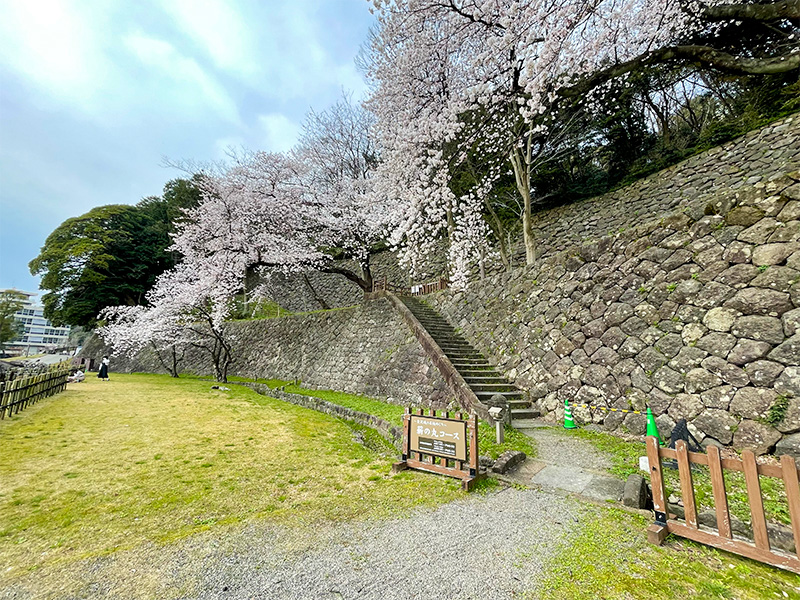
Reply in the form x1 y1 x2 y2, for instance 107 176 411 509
742 450 770 551
781 455 800 557
406 458 470 480
401 410 410 458
647 524 668 546
676 440 698 529
469 414 478 474
647 436 668 525
667 521 800 574
658 447 784 478
707 444 732 539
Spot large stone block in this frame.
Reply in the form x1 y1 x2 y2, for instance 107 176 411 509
730 387 777 420
730 315 786 345
692 409 739 445
732 420 781 455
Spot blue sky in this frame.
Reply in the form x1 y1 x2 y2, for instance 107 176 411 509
0 0 375 294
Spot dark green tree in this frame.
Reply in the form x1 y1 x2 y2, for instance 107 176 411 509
0 290 26 354
29 178 202 328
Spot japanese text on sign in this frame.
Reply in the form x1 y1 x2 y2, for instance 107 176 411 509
409 416 467 461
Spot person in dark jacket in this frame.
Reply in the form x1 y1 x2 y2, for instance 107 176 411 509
98 356 110 381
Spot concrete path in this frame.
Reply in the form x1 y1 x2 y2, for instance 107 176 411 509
506 420 626 503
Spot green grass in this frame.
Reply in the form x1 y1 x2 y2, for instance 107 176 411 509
536 505 800 600
0 373 465 581
573 427 791 526
227 376 537 459
479 422 537 460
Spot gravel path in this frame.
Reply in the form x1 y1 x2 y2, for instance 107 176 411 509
3 487 581 600
518 424 613 474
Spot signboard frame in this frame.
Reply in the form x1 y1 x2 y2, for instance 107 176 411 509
392 407 480 491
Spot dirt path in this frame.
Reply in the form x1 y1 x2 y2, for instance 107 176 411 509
2 487 581 600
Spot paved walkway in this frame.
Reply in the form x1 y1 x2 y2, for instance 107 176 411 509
504 420 627 503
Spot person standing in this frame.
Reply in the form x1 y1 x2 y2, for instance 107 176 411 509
98 356 110 381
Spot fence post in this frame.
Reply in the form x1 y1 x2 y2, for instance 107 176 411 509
646 435 669 545
0 381 5 419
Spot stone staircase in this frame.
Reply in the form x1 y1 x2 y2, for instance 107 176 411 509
400 296 538 422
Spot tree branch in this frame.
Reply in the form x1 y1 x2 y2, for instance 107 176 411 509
702 0 800 21
560 45 800 99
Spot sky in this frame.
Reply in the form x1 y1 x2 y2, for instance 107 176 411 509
0 0 375 294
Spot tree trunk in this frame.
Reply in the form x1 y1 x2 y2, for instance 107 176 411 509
510 146 536 265
302 273 330 310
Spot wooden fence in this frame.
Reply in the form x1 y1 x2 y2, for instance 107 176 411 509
371 276 448 296
0 368 70 420
646 436 800 574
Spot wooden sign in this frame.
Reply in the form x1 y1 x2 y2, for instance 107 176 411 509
392 408 480 491
409 414 467 461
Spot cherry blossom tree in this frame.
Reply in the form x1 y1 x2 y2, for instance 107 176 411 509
365 0 800 283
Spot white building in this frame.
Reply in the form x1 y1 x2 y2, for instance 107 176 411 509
4 290 71 356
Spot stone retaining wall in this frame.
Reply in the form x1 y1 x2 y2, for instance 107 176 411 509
83 299 451 407
428 116 800 456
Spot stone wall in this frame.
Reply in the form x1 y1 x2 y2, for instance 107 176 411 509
84 299 451 407
428 115 800 455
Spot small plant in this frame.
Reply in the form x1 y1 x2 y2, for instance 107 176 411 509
666 283 677 292
691 272 699 280
765 395 790 426
638 286 648 295
758 264 769 273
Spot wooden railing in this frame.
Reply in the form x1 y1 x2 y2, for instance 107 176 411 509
646 436 800 574
0 368 69 419
371 276 448 296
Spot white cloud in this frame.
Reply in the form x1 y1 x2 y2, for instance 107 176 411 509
257 113 300 152
158 0 257 78
123 32 241 125
0 0 110 109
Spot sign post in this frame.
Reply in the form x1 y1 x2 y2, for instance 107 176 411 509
392 407 480 491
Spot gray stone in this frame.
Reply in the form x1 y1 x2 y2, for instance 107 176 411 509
669 393 704 420
591 346 620 367
669 347 708 374
618 336 647 359
752 243 796 266
722 241 753 264
750 266 800 294
738 218 780 244
715 264 759 288
726 206 764 226
600 326 627 351
655 413 677 440
491 450 527 474
583 318 607 338
631 366 652 393
696 332 738 357
620 316 648 336
727 338 773 366
730 387 777 420
655 333 683 359
778 200 800 221
724 287 794 316
636 347 667 372
692 409 739 445
684 368 723 394
604 303 634 327
730 315 786 345
671 279 702 303
774 396 800 434
693 282 736 308
733 420 782 455
769 220 800 243
783 308 800 337
702 307 739 332
769 334 800 366
775 432 800 461
623 412 647 435
681 322 706 345
701 385 736 410
699 356 750 388
653 366 684 394
775 366 800 398
622 474 650 509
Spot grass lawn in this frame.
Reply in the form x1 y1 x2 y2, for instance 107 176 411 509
0 373 464 580
538 505 800 600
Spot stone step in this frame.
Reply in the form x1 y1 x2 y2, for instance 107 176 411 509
511 408 541 420
450 361 493 368
508 399 532 409
468 383 518 393
474 390 524 400
462 376 508 384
